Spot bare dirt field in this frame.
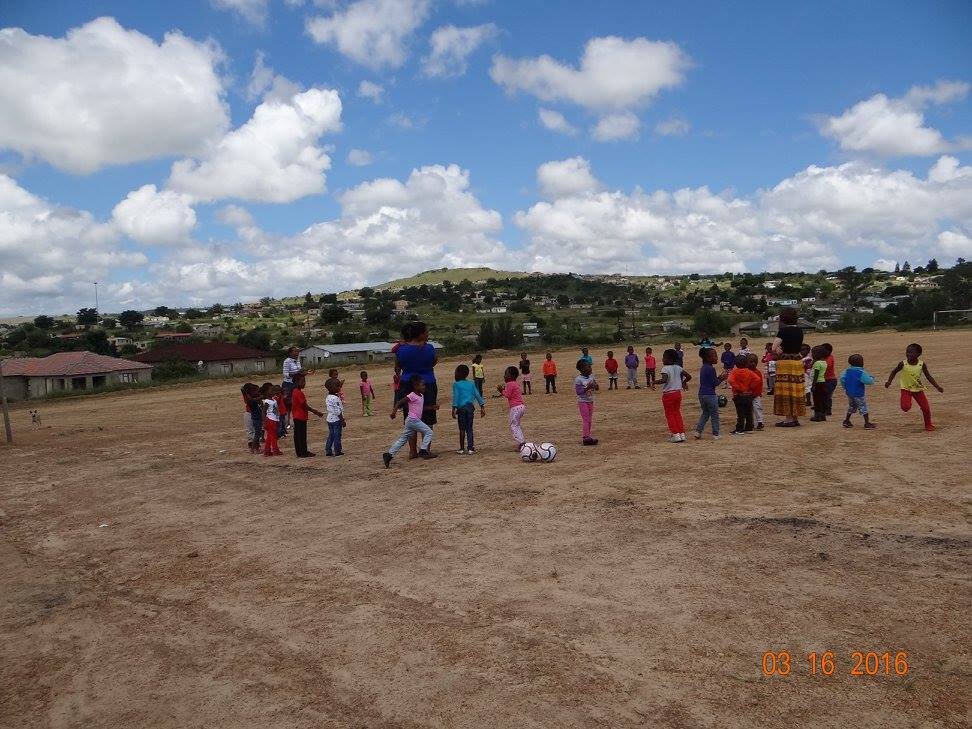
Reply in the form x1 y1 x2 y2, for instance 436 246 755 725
1 329 969 728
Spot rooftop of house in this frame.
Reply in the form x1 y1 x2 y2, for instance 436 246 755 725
132 342 273 364
1 351 152 377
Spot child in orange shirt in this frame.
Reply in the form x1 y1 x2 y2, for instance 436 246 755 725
542 352 558 394
727 363 756 435
746 353 765 430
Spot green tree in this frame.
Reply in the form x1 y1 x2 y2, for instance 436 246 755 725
319 293 338 305
184 308 204 319
926 258 939 273
238 327 272 351
692 310 731 335
33 315 55 329
76 307 99 327
101 317 118 329
153 306 175 317
118 310 145 331
318 305 352 324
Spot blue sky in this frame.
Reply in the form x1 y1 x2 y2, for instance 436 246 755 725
0 0 970 314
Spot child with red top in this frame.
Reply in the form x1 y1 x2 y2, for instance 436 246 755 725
728 362 756 435
291 373 323 457
497 365 527 449
746 353 765 430
644 347 657 389
605 351 620 390
262 384 284 456
822 343 838 416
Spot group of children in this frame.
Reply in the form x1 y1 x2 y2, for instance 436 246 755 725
243 338 946 464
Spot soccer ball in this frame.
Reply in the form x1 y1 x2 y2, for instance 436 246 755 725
519 442 539 462
536 442 557 462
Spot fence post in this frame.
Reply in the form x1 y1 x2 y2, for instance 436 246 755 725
0 360 12 444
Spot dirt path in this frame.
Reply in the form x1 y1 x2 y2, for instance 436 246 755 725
1 330 969 728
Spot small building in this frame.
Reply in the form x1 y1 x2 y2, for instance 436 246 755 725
154 332 192 343
393 299 409 313
300 341 444 367
190 322 224 337
133 343 276 375
522 322 539 332
144 315 170 327
0 351 153 401
109 336 133 348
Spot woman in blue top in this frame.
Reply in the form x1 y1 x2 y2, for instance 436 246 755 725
394 321 438 456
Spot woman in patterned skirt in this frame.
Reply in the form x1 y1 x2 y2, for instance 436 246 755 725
772 308 806 427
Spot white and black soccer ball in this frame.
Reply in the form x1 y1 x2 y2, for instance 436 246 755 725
536 442 557 462
519 442 539 462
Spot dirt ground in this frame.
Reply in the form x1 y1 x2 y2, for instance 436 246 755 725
1 329 969 728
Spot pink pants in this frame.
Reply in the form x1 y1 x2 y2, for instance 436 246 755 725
509 404 526 444
578 401 594 440
900 389 932 428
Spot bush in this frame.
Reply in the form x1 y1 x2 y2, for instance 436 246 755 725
692 310 731 335
153 359 200 381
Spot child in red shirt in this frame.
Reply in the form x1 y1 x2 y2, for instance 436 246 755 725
727 365 756 434
746 353 765 430
291 374 323 457
644 347 657 389
823 343 837 416
605 351 619 390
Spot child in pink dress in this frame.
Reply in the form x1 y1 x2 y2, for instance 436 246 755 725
497 365 527 449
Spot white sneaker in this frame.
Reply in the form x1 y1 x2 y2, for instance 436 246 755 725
693 431 702 440
457 449 467 455
678 433 687 442
668 435 680 443
467 448 476 454
713 434 721 440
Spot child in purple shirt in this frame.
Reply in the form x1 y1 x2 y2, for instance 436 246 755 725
623 346 641 389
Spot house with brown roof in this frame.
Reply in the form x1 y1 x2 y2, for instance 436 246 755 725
133 342 276 376
0 351 153 401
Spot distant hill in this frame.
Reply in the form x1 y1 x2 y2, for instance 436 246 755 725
373 267 529 291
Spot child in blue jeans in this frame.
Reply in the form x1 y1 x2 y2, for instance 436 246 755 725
324 378 347 456
451 364 485 454
383 375 438 467
840 353 876 429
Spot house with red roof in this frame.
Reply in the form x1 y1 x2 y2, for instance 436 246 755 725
132 342 276 376
0 351 153 401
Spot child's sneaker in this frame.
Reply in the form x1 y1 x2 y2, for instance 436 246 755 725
925 424 936 432
582 437 598 446
382 452 392 468
456 449 467 455
467 448 476 454
756 423 764 430
864 423 877 430
713 434 721 440
842 421 853 428
693 431 702 440
418 449 438 459
668 435 681 443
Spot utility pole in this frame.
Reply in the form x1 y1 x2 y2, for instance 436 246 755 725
93 281 99 312
0 359 12 444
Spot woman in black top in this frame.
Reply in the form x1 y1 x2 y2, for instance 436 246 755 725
772 308 806 426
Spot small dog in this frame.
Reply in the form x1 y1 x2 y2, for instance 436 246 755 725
29 409 41 427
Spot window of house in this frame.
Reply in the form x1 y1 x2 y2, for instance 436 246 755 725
119 373 135 383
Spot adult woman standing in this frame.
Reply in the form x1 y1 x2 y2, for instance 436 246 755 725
772 308 806 426
394 321 438 457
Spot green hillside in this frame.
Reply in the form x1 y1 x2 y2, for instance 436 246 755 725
373 267 529 291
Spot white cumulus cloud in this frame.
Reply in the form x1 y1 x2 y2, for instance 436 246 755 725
167 87 343 203
819 80 972 157
490 36 689 110
211 0 270 25
306 0 430 70
655 118 690 136
422 23 497 78
537 108 577 135
347 148 374 166
0 17 229 174
537 157 601 199
592 111 641 141
357 80 384 102
0 175 146 315
112 185 196 245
